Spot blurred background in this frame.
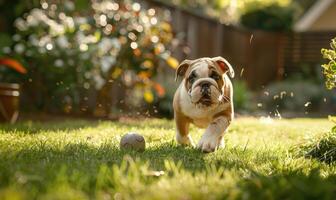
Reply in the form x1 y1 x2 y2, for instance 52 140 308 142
0 0 335 122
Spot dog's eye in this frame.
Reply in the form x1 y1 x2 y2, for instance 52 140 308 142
211 73 220 80
189 76 195 83
188 73 196 83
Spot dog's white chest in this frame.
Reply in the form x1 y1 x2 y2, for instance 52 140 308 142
178 85 229 128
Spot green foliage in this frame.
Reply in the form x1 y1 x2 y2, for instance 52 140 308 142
233 80 252 111
0 0 176 112
321 38 336 90
0 118 335 199
240 3 295 31
161 0 296 23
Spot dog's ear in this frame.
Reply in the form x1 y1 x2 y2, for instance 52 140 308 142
212 56 234 78
175 59 192 81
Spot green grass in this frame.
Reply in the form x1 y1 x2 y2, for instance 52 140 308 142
0 117 335 200
297 129 336 164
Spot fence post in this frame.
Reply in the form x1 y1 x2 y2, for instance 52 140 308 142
215 22 223 56
187 16 198 58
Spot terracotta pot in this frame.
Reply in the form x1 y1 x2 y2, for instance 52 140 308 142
0 83 20 123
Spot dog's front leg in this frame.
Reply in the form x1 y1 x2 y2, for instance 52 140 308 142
174 111 194 146
197 116 231 152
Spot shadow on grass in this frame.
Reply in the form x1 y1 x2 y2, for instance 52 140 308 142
1 142 336 199
0 142 207 171
116 120 174 131
0 119 174 135
0 120 100 134
0 140 305 174
235 169 336 200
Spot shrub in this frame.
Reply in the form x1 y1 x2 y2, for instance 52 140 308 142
295 38 336 164
240 3 295 31
321 38 336 90
0 0 177 114
232 80 252 111
258 79 335 113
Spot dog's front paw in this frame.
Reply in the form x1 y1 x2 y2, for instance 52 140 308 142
176 134 195 147
197 133 223 153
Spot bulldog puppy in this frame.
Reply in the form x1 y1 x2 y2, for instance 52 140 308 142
173 56 234 152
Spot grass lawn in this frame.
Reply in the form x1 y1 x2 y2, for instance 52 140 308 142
0 117 335 200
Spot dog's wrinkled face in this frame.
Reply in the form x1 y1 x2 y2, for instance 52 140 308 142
175 57 234 107
186 61 223 106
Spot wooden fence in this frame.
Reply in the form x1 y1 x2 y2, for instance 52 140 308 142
146 0 336 89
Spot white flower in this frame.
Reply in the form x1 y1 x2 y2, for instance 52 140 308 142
132 3 141 11
12 34 21 41
76 32 98 45
38 47 47 54
98 38 112 54
74 17 87 25
46 43 53 50
14 18 27 31
29 35 39 46
150 17 158 25
63 16 75 30
98 37 121 55
79 44 88 52
48 20 65 36
54 59 64 67
111 38 121 49
39 36 50 47
2 47 11 54
93 74 105 90
64 1 75 11
31 9 47 21
100 56 116 73
14 44 25 54
56 36 69 48
27 9 47 27
80 52 90 60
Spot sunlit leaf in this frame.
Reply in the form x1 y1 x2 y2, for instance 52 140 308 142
79 24 91 31
94 31 101 42
111 67 122 79
138 71 151 80
160 22 172 32
143 90 154 103
133 49 141 57
166 56 179 69
142 60 153 69
153 82 165 97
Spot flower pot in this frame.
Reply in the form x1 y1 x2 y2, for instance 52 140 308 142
0 83 20 123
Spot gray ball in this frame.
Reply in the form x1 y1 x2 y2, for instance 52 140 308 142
120 133 145 152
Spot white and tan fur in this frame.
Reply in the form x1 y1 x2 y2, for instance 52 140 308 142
173 57 234 152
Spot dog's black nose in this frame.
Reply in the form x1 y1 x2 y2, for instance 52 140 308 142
200 82 211 96
201 82 210 89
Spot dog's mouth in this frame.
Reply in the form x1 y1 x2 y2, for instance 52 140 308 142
197 95 213 106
